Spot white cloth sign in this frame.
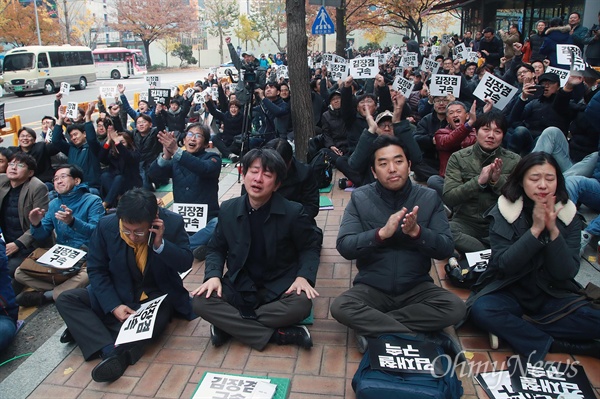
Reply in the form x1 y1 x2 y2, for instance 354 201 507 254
473 72 518 111
546 66 570 86
430 74 462 97
115 294 167 345
329 62 348 80
392 76 415 98
145 75 161 88
36 244 86 269
172 203 208 233
401 52 419 68
556 44 582 65
192 373 276 399
349 57 378 79
420 58 440 74
59 82 71 95
65 102 78 119
99 86 117 99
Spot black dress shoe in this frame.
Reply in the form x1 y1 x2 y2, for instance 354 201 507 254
60 328 75 344
210 325 231 347
550 339 600 359
91 347 129 382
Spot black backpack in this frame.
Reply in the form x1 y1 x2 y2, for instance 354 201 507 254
309 149 333 189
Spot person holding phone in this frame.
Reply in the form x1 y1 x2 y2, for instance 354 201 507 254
191 149 321 351
54 188 194 383
506 73 568 156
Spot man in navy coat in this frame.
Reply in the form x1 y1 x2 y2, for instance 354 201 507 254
55 188 193 382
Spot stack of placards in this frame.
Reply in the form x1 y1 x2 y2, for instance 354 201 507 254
192 372 290 399
476 358 595 399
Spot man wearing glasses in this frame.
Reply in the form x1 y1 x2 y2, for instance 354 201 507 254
0 153 50 277
149 123 221 261
13 165 104 307
55 188 193 382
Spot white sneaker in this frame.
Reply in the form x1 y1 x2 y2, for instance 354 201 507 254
580 231 592 257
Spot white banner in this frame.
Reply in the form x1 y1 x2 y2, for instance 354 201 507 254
473 72 518 111
556 44 582 65
99 86 117 99
37 244 86 270
172 203 208 233
348 57 379 79
115 294 167 345
65 102 78 119
429 74 462 97
401 52 419 68
59 82 71 95
145 75 161 88
420 58 440 74
392 76 415 98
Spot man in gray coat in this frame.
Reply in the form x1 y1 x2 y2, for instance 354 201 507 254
330 135 466 354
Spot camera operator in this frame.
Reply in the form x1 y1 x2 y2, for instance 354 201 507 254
251 82 290 147
226 36 267 105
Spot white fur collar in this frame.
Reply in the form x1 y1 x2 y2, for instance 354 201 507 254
497 195 577 225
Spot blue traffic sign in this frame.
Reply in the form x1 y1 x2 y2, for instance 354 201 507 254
311 6 335 35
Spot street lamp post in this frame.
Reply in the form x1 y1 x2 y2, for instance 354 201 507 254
32 0 42 45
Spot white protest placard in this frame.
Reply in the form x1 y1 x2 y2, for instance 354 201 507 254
329 62 348 81
348 57 378 79
322 53 345 66
138 92 149 103
36 244 86 270
429 74 462 97
466 50 479 63
193 92 205 104
98 86 117 99
145 75 161 88
209 67 218 75
454 43 468 61
184 87 195 99
210 87 218 101
65 102 78 119
115 294 167 345
569 49 587 76
420 58 440 74
441 34 452 45
276 65 289 79
473 72 518 111
465 249 491 272
401 52 419 68
172 203 208 233
377 53 386 66
59 82 71 95
395 66 404 77
192 372 277 399
556 44 582 66
546 66 570 86
430 45 440 56
392 76 415 98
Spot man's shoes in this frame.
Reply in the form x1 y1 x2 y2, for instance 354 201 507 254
210 324 231 347
193 245 208 262
229 154 240 163
91 346 129 383
580 230 592 257
60 328 75 344
15 291 48 308
355 331 368 354
273 325 312 348
425 331 466 364
550 339 600 359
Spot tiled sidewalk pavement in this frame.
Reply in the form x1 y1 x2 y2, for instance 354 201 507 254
20 168 600 398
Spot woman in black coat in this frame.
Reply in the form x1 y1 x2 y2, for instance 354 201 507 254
467 152 600 362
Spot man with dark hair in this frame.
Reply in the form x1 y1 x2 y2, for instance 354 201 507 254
53 103 102 191
568 12 589 51
330 135 465 354
442 110 520 254
0 153 50 277
478 27 504 67
133 113 163 191
14 165 104 307
7 126 60 184
253 81 291 144
585 12 600 66
149 123 221 260
40 116 56 143
117 84 156 126
55 187 193 382
192 149 321 350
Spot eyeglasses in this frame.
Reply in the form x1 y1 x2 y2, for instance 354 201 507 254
434 99 449 104
379 123 393 129
120 229 146 237
516 70 531 77
53 174 72 182
186 132 203 139
8 162 27 169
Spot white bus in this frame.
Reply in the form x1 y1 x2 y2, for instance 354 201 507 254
2 45 96 97
93 47 147 79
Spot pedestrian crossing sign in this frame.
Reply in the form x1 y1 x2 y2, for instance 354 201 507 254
312 6 335 35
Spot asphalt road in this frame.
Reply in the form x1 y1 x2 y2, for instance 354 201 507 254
1 69 209 133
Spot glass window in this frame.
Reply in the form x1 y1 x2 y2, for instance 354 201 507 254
49 51 65 67
37 53 49 68
3 53 35 71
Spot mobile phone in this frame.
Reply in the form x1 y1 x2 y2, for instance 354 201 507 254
532 85 545 98
148 226 157 246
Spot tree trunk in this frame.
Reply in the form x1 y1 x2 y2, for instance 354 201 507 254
286 0 312 162
143 40 152 67
218 30 224 64
335 0 346 57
